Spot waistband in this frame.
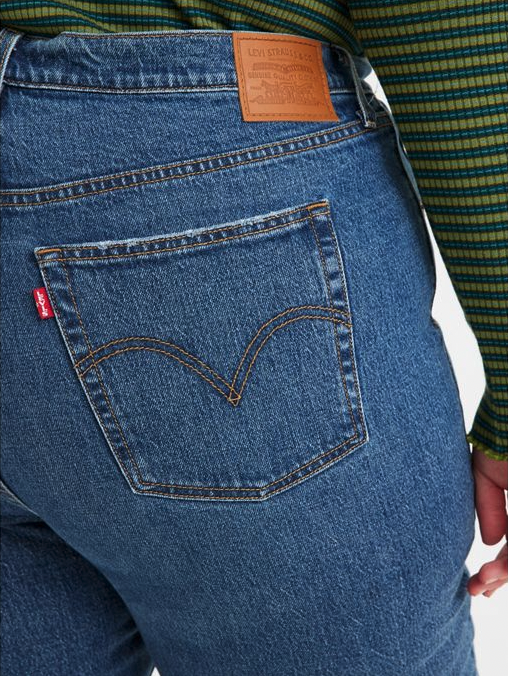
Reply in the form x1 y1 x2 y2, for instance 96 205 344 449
0 27 379 127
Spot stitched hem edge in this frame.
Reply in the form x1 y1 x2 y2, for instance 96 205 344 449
466 433 508 462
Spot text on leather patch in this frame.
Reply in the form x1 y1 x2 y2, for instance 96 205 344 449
232 32 339 122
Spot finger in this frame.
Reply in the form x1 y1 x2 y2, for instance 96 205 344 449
482 543 508 580
467 544 508 595
474 466 508 545
468 573 508 596
482 578 507 597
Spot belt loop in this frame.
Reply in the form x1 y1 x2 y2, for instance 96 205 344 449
375 95 425 212
332 43 424 211
0 28 22 96
335 47 378 129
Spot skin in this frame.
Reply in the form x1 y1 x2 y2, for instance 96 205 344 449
467 447 508 597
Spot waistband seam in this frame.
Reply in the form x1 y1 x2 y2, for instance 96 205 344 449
15 29 349 51
2 28 357 91
2 77 358 95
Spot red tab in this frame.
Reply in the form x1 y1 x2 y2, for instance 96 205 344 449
33 287 54 319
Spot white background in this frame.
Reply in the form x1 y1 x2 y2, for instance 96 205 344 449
430 229 507 676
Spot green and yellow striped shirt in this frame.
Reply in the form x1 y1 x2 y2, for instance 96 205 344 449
1 1 507 460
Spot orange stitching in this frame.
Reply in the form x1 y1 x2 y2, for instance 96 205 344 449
130 432 365 500
233 314 351 400
40 270 76 360
77 315 351 403
8 124 359 198
61 261 151 487
42 270 143 494
79 346 237 400
321 205 366 440
61 265 362 493
75 337 234 388
73 302 347 370
308 208 357 435
2 121 391 208
37 203 328 256
227 303 348 394
35 248 62 255
36 214 319 263
143 430 358 493
44 203 368 497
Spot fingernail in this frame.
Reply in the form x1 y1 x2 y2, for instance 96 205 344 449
483 589 498 597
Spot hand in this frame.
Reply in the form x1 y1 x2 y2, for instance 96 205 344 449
467 447 508 597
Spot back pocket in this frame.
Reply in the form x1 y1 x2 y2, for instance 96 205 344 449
34 198 368 501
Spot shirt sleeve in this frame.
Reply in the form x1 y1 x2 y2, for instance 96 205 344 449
347 0 508 461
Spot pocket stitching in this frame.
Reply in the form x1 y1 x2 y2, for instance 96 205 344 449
37 203 320 255
39 201 368 499
36 211 318 263
232 312 351 402
74 304 350 370
46 257 152 496
74 308 351 407
308 208 359 438
75 316 351 405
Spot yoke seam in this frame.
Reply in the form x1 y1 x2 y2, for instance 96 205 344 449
2 117 391 207
3 119 362 196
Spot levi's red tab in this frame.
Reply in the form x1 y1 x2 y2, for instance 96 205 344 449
33 287 54 319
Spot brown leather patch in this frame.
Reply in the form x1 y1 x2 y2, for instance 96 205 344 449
232 32 339 122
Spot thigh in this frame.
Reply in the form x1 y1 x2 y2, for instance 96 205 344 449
0 491 154 676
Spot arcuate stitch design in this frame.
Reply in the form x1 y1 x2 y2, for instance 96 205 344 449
74 305 351 405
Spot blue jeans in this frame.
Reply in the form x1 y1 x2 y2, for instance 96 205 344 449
0 28 477 675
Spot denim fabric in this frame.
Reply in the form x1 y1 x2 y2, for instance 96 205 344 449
1 28 476 675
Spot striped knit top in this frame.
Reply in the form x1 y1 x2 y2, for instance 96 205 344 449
1 1 507 461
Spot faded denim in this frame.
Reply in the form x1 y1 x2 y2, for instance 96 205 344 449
1 27 477 675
